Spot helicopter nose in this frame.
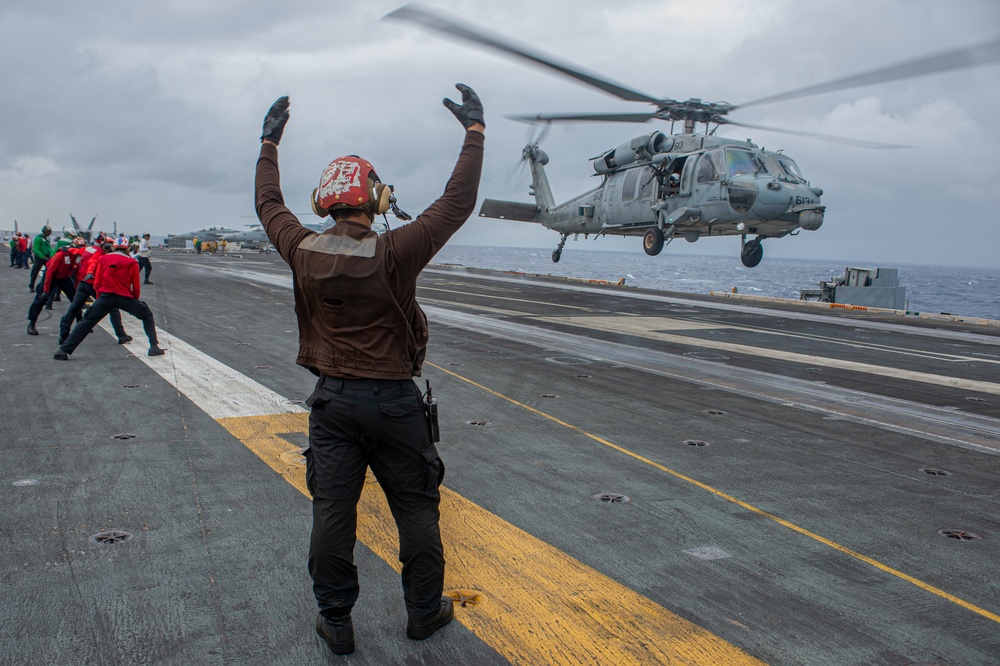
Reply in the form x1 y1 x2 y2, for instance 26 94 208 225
746 179 795 219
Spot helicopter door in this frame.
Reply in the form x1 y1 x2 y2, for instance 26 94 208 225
626 167 657 226
679 156 696 195
600 169 632 226
600 172 621 225
694 150 726 203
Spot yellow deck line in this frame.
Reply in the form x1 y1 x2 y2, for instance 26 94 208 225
217 413 763 665
426 362 1000 626
109 318 760 663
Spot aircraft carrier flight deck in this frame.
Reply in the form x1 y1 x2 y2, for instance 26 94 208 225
2 251 998 665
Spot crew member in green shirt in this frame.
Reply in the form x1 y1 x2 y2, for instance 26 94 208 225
28 226 53 291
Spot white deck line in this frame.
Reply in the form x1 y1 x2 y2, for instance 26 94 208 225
99 319 305 420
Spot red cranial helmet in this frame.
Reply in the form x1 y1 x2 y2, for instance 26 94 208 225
311 156 392 219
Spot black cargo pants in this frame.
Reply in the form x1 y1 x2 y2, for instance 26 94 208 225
28 254 47 289
27 277 75 324
60 282 127 343
305 376 445 624
59 293 158 355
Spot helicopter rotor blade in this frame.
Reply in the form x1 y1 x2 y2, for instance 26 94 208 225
724 120 911 149
507 112 658 123
736 35 1000 109
383 4 663 105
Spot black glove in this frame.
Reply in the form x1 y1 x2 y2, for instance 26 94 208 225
443 84 484 129
261 96 290 144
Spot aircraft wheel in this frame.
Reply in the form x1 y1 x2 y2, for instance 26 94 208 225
643 228 665 256
551 249 561 263
741 239 763 268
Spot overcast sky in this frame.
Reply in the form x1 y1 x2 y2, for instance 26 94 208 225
2 0 998 267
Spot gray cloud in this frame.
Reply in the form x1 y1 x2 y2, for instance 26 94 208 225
1 0 997 266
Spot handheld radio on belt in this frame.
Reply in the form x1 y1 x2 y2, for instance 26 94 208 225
423 380 440 443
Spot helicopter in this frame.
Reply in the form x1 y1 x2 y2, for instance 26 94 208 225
385 5 1000 266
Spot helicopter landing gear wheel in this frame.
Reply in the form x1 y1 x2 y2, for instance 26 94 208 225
740 238 763 268
551 233 568 263
643 228 665 256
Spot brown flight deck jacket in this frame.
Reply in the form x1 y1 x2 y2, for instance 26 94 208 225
255 131 484 380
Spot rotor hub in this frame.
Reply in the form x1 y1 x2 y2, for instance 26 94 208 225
654 99 734 125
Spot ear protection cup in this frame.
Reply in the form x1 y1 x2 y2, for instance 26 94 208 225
310 188 329 217
373 182 392 216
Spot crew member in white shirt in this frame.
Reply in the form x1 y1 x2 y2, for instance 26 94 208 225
136 232 154 284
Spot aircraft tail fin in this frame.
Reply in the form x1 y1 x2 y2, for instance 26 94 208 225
523 144 555 211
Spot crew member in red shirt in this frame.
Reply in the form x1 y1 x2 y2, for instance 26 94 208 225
55 241 164 359
26 243 80 335
16 233 29 268
59 236 131 346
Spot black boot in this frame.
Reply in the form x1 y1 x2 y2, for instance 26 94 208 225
315 614 354 655
406 597 454 640
27 324 38 335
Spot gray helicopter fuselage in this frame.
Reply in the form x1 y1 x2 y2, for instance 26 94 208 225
551 133 824 240
479 130 824 265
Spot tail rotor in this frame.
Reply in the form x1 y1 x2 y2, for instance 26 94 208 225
506 121 551 192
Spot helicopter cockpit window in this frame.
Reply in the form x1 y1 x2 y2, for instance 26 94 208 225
776 155 805 182
697 150 725 183
637 167 655 199
726 149 762 177
621 168 641 201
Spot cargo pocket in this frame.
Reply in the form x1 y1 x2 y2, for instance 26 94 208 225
421 445 445 491
305 385 331 410
378 396 423 419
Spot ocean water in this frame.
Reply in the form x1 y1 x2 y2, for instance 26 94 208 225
431 246 1000 321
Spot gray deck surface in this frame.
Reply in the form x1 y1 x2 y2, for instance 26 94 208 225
1 251 997 665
